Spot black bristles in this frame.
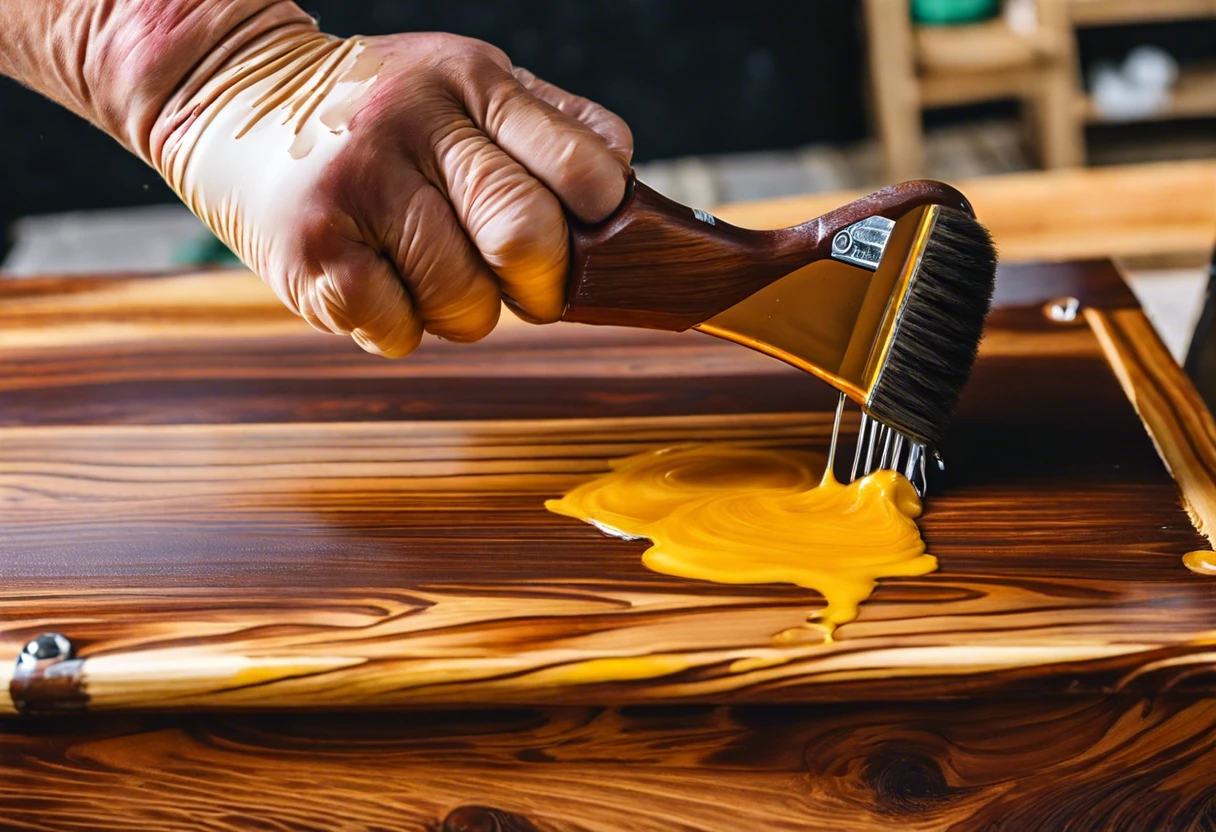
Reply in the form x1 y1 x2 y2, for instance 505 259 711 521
867 207 997 445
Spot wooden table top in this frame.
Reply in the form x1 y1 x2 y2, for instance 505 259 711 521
2 259 1216 713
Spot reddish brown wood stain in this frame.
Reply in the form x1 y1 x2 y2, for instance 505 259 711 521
1 260 1215 827
2 699 1215 830
0 261 1213 705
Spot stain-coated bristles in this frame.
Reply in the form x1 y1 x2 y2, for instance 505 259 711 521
867 207 997 445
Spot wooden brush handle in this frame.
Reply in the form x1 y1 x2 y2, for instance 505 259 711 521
561 176 974 331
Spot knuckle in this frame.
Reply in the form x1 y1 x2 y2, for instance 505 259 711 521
481 75 525 126
465 37 511 69
488 44 512 66
437 34 510 75
469 177 567 272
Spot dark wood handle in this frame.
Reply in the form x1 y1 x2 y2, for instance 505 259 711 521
561 176 975 331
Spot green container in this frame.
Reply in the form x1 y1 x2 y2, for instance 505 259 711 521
172 234 242 268
912 0 1000 25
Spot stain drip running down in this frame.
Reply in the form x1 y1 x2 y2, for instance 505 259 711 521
546 444 936 640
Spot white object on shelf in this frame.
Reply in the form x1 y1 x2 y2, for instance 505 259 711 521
1089 45 1180 121
1004 0 1038 37
1124 44 1180 89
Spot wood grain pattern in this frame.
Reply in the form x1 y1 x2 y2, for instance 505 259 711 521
2 260 1216 715
1088 305 1216 543
0 261 1131 426
3 696 1215 830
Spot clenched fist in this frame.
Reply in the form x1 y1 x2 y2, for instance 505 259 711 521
0 1 633 357
156 26 633 356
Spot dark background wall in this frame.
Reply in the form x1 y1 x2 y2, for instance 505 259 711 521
1 0 1213 259
0 0 865 258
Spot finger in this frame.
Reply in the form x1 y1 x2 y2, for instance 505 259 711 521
389 181 504 341
296 242 424 359
459 63 629 223
430 118 569 324
511 66 633 167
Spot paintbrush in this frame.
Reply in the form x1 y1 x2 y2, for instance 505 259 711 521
559 176 998 494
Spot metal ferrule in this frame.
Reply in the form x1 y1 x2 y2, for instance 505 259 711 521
693 204 942 492
830 216 896 272
695 204 940 409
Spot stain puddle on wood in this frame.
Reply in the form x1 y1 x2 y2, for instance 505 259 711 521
546 444 935 642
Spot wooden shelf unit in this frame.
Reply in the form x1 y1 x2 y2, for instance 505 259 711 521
1070 0 1216 126
864 0 1216 176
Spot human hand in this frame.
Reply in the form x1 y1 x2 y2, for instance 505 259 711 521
153 25 633 357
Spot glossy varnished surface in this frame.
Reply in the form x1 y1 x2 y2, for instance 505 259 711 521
1 261 1215 712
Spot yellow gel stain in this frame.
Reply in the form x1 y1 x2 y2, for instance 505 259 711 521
546 444 936 639
1183 551 1216 576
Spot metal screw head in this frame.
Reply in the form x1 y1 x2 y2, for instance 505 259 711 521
832 231 853 255
18 633 73 668
1046 297 1081 323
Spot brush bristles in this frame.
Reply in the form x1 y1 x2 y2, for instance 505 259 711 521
867 207 997 445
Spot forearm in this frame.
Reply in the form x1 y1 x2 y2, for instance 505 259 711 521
0 0 316 164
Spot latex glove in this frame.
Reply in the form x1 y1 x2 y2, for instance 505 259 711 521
152 24 633 357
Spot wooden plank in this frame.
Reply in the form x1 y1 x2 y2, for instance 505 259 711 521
713 161 1216 263
919 68 1040 108
1069 0 1216 25
914 19 1043 76
2 697 1215 830
0 263 1128 426
2 261 1215 713
1088 305 1216 542
863 0 925 181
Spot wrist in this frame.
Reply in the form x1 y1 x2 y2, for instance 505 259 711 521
87 0 318 163
150 23 350 221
